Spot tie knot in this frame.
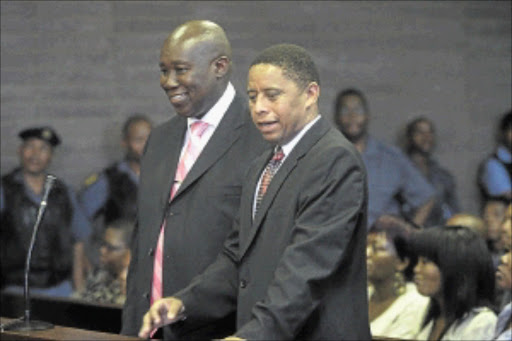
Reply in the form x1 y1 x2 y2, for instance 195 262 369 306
272 146 285 162
190 121 209 138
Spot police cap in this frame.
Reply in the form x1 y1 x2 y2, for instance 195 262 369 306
18 126 61 147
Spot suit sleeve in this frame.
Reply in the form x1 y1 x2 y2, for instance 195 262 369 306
171 218 240 332
236 149 367 339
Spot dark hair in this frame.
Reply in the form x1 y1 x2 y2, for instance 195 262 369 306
106 218 135 247
334 88 369 115
499 110 511 134
122 114 152 140
405 116 435 154
369 214 418 280
250 43 320 89
482 196 509 213
410 225 495 332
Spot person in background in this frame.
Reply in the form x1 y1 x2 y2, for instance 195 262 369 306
412 225 497 340
478 110 512 203
367 214 429 339
0 127 91 297
499 203 512 254
79 114 151 288
446 213 487 239
73 218 133 305
494 243 511 340
495 205 512 314
139 43 370 340
121 20 267 340
482 197 509 268
80 114 152 226
334 88 435 228
404 116 459 227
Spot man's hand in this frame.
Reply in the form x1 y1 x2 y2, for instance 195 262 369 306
138 297 185 338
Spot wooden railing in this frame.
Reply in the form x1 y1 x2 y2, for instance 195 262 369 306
1 292 407 340
0 292 122 334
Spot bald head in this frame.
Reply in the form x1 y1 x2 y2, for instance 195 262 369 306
446 213 486 238
164 20 231 68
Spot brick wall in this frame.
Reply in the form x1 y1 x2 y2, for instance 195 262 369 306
1 1 511 215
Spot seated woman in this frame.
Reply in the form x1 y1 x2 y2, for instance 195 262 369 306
412 225 497 340
367 215 429 339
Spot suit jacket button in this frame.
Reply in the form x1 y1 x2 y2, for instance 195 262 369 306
148 248 154 256
240 279 247 288
143 292 149 300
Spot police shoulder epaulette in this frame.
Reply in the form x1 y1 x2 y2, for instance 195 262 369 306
84 173 99 187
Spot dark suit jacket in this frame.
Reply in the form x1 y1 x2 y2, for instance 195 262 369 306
175 117 371 340
121 93 268 339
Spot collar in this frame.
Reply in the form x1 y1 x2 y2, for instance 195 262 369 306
187 82 235 129
497 145 512 163
280 115 321 160
118 160 139 183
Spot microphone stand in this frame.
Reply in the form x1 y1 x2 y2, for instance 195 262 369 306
3 174 57 332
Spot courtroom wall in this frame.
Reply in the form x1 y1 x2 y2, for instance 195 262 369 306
1 1 511 215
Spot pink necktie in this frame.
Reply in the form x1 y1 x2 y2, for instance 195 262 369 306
151 121 210 306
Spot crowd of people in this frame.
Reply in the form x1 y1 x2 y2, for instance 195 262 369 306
0 19 510 340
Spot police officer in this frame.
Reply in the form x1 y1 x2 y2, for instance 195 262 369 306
79 115 151 270
0 126 91 297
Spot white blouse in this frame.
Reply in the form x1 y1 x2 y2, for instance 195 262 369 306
415 306 497 340
370 283 430 339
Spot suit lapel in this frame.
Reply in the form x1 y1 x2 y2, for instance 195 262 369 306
239 117 331 259
238 149 272 248
159 118 187 210
172 94 246 200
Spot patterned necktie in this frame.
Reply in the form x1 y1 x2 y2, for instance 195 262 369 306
151 121 209 306
254 146 285 216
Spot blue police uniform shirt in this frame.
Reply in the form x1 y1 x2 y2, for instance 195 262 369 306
79 160 139 220
481 145 512 197
0 171 91 242
362 136 435 228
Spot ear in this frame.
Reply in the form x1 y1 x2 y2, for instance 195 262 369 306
304 82 320 108
395 257 410 272
213 56 230 78
122 250 131 268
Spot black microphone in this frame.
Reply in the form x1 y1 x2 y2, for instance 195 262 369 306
3 174 57 332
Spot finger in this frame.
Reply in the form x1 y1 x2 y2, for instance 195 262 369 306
138 312 153 338
150 300 168 326
166 298 183 322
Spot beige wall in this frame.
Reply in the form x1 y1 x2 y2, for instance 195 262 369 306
1 1 511 215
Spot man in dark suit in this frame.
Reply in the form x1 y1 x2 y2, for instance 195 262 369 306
121 20 267 339
139 44 370 340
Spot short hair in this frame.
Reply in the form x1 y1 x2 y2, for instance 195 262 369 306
250 43 320 89
334 88 369 115
122 114 152 140
369 214 418 280
499 109 512 134
410 225 495 331
106 218 135 247
406 116 434 140
405 116 435 154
